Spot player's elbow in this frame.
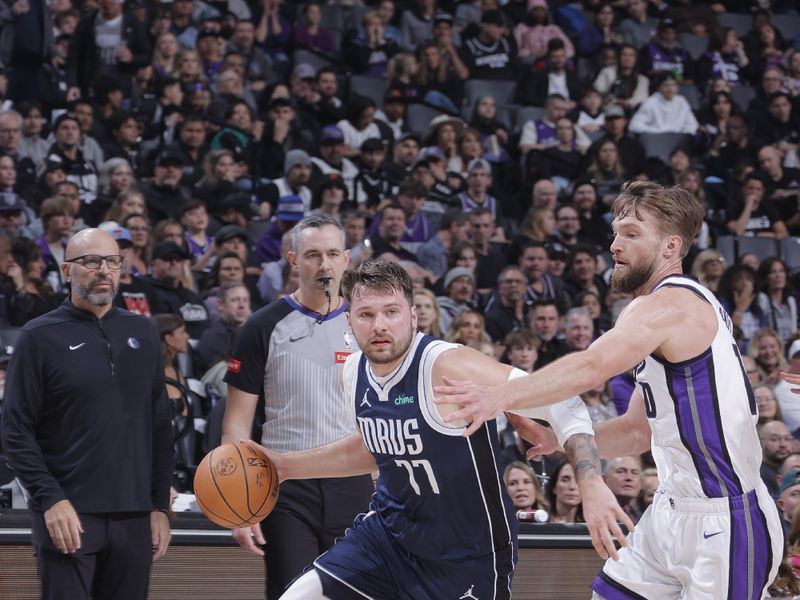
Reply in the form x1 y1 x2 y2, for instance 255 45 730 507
577 351 612 391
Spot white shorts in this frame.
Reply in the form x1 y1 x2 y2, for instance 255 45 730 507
592 485 783 600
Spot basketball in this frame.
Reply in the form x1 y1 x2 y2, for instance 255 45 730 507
193 442 280 529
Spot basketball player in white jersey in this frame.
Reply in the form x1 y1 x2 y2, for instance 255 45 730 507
436 181 784 599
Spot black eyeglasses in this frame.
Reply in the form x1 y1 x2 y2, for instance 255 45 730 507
65 254 124 271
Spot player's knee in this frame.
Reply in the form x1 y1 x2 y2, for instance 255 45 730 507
280 570 329 600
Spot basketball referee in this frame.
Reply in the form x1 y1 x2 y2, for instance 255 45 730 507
222 214 373 599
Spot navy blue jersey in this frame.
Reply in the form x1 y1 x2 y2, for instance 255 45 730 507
343 333 517 563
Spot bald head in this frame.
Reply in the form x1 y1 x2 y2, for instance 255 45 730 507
759 420 793 465
63 229 121 314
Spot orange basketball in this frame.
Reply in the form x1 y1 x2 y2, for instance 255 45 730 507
194 442 280 529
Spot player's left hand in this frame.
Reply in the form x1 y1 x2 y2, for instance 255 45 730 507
578 477 634 561
434 376 506 437
780 372 800 392
150 511 171 561
506 413 561 459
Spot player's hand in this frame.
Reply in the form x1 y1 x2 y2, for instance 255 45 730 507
506 413 561 460
150 511 171 560
578 477 634 561
44 499 83 554
434 376 506 437
232 524 266 556
780 372 800 393
239 439 286 483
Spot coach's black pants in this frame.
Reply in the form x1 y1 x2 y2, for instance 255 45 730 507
260 475 374 600
31 511 152 600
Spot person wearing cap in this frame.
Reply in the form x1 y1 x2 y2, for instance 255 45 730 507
145 241 210 339
0 191 32 240
454 157 504 225
289 63 322 125
308 125 358 197
196 27 224 82
384 132 420 184
423 114 465 166
255 194 305 264
353 138 392 210
638 18 694 84
261 149 313 217
459 9 518 80
65 0 151 99
628 74 698 135
45 114 99 208
374 89 407 140
436 265 478 333
513 0 574 61
431 12 468 77
778 469 800 532
586 105 646 178
309 178 348 223
139 152 191 224
105 224 157 317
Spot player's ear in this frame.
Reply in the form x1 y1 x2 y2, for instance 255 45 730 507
410 303 418 330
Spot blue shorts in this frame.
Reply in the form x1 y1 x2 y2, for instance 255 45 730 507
313 511 515 600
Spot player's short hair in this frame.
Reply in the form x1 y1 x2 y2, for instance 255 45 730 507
611 181 703 259
342 259 414 308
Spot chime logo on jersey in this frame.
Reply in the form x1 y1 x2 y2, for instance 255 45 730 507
357 416 423 456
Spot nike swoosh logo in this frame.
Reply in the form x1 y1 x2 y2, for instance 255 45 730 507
289 335 307 342
69 343 85 351
703 531 723 539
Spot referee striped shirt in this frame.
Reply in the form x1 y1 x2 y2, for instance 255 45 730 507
224 296 358 453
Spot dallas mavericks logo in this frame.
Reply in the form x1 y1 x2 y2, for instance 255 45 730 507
127 337 140 349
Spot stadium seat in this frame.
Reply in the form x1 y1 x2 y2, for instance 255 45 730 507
639 133 692 164
716 13 752 37
717 236 780 265
679 84 701 111
463 80 518 110
350 75 387 106
772 15 800 41
678 34 708 60
781 237 800 273
293 49 334 72
406 104 445 134
730 85 756 112
516 106 545 133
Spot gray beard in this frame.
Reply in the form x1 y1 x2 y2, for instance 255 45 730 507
73 278 116 306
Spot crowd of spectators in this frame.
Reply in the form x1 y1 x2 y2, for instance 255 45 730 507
0 0 799 594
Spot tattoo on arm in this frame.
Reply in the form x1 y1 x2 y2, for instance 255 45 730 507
564 433 601 481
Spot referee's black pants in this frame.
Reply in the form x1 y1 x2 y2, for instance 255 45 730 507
260 475 374 600
31 511 152 600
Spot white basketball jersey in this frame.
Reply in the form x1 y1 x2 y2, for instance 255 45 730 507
635 275 762 498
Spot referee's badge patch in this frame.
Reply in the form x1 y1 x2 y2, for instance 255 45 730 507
227 359 242 374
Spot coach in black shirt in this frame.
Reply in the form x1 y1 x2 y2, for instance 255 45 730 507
1 228 174 600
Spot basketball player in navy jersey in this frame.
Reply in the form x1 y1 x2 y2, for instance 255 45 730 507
244 259 629 600
436 180 784 599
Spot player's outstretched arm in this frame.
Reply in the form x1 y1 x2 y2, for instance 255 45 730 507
435 293 676 436
242 433 378 483
564 433 634 561
592 387 652 459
